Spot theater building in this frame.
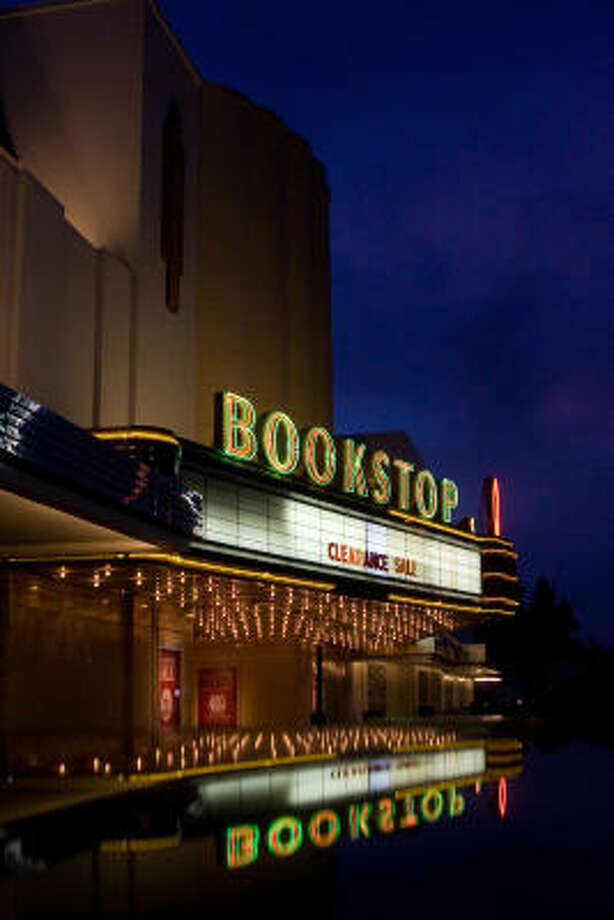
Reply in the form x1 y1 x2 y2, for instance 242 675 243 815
0 0 518 774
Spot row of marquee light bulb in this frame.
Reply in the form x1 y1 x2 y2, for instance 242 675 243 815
195 604 448 651
53 725 458 779
192 586 453 652
58 564 195 598
52 565 455 648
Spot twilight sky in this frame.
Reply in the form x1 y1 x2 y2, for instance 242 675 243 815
158 0 613 641
12 0 613 642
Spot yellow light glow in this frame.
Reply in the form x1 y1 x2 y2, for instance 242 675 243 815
486 739 523 752
482 548 518 559
387 593 482 614
482 572 519 582
387 593 518 619
93 429 179 447
481 596 519 606
129 752 335 785
388 509 514 547
10 552 335 592
390 775 485 800
100 835 181 853
480 607 516 616
394 739 484 754
126 552 335 592
12 552 127 564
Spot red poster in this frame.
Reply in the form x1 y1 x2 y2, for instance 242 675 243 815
160 649 181 729
198 667 237 728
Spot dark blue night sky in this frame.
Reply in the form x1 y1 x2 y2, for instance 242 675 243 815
158 0 612 643
11 1 614 643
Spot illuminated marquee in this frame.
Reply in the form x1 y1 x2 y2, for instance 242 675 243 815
217 392 459 524
188 475 482 594
197 746 486 815
226 785 467 869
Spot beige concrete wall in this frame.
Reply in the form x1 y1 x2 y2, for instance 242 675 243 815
3 574 224 768
196 86 332 444
131 1 200 436
98 252 133 427
4 573 156 766
0 153 132 429
0 0 144 260
193 643 312 728
0 0 141 430
16 174 75 413
0 0 333 445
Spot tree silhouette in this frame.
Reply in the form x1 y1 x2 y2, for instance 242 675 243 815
476 576 581 708
475 577 614 737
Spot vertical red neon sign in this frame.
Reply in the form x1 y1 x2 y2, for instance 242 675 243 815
483 477 501 537
498 776 507 818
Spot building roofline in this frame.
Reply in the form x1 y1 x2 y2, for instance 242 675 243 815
0 0 111 20
0 139 18 168
0 0 201 80
0 0 200 81
0 0 326 168
146 0 200 86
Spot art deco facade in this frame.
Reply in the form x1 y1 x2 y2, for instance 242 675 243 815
0 0 518 775
0 0 331 441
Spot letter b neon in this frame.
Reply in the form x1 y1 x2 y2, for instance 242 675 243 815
226 824 260 869
221 392 257 461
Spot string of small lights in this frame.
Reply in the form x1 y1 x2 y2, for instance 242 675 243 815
14 560 466 655
39 724 461 781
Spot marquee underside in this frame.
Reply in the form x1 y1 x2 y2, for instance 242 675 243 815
7 556 504 657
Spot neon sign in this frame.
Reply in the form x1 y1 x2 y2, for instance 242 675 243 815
327 541 419 576
498 776 507 818
483 477 501 536
216 392 459 524
226 785 466 869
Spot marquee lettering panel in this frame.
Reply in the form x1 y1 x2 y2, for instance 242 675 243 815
184 474 481 595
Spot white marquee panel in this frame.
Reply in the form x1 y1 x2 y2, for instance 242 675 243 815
187 475 481 595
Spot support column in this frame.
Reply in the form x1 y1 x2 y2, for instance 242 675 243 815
312 644 325 725
151 601 160 751
121 588 135 769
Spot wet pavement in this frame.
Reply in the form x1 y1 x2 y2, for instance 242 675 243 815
0 723 611 918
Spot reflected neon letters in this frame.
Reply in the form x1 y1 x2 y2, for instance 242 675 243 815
226 786 466 868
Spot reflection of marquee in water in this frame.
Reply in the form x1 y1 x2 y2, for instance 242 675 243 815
219 738 522 868
0 733 521 877
198 743 487 812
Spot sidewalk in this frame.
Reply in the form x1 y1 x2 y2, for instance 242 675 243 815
0 715 506 827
